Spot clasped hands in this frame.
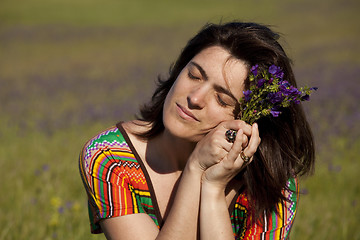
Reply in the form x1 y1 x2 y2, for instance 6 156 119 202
190 120 261 189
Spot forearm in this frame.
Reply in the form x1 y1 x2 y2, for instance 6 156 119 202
199 182 234 240
156 161 203 240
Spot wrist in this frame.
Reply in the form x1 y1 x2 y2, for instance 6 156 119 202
186 155 206 176
201 178 226 198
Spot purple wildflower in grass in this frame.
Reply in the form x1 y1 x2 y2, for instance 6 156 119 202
58 206 64 214
42 164 49 171
66 201 74 209
243 90 252 102
239 64 317 124
300 188 309 195
34 164 50 176
328 162 342 172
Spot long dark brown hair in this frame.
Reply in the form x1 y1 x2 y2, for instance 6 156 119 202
137 22 315 222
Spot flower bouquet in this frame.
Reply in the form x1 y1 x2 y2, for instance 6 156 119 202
239 64 317 125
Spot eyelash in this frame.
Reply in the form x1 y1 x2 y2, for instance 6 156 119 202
188 71 200 80
216 94 228 107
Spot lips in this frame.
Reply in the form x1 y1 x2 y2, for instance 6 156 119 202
176 103 199 121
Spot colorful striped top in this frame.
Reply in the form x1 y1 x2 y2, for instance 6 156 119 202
79 123 299 239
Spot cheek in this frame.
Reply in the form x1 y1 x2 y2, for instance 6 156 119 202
207 106 235 125
164 85 175 106
163 87 175 122
162 80 184 123
163 77 183 108
165 77 185 100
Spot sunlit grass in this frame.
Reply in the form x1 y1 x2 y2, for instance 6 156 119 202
0 119 106 240
292 137 360 240
0 0 281 27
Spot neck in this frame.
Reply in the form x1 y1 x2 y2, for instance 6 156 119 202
145 129 196 174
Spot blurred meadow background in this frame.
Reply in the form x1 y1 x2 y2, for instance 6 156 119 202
0 0 359 239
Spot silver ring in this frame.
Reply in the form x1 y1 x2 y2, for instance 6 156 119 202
240 151 251 163
225 129 237 143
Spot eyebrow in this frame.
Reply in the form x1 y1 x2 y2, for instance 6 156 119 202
189 61 208 81
189 61 238 102
214 85 238 102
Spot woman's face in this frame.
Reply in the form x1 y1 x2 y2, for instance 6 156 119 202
163 46 248 142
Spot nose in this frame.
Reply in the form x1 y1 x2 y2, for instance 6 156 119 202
187 86 207 109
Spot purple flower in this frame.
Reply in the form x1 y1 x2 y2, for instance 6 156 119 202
289 86 301 96
58 206 64 214
280 84 301 97
268 91 283 104
251 64 259 76
293 99 301 104
301 94 310 101
66 201 74 209
42 164 49 171
270 108 281 117
243 90 252 102
239 63 317 124
269 65 284 78
257 78 266 87
279 85 288 94
279 80 290 88
268 65 278 74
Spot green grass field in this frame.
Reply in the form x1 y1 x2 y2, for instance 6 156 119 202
1 0 359 239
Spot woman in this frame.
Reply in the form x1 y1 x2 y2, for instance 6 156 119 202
79 22 315 239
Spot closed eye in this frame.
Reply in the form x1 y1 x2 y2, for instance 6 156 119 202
188 71 201 80
188 61 208 80
216 95 228 107
214 85 237 107
216 94 234 107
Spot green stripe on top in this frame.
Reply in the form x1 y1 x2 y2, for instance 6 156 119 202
86 127 138 163
288 178 297 212
88 128 122 148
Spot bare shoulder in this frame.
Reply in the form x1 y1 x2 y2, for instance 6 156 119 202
122 120 150 150
100 213 159 240
122 120 152 135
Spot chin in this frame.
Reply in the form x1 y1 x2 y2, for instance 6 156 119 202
163 119 200 142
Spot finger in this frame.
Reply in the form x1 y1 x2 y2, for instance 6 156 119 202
213 128 234 152
241 134 249 149
226 129 244 162
243 123 261 157
221 120 252 136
